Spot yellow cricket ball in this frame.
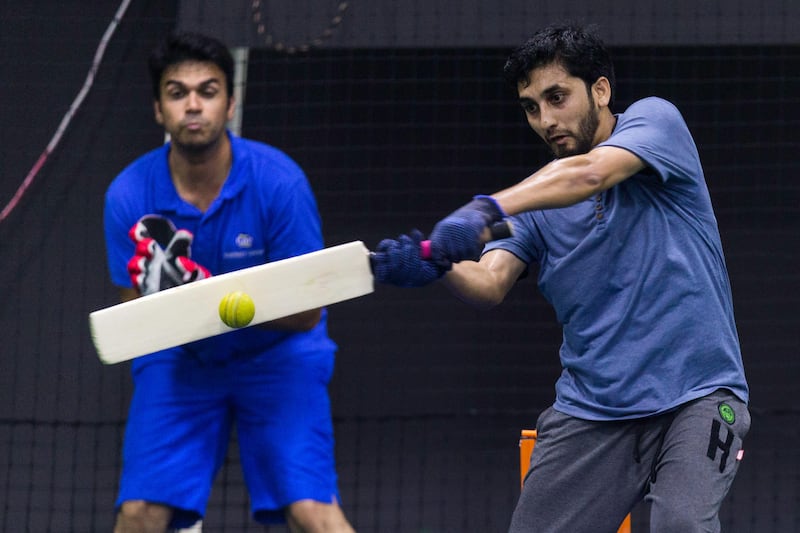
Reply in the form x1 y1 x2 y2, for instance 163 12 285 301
218 290 256 328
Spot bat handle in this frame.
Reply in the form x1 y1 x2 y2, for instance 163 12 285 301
420 220 513 260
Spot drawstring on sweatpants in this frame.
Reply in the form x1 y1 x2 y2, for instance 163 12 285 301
632 412 676 483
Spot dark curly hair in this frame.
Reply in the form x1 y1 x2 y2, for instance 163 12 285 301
148 31 234 100
503 24 615 105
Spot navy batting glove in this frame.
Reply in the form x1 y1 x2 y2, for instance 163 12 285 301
429 195 506 263
371 230 451 288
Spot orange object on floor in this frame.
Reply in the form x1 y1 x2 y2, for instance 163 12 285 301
519 429 632 533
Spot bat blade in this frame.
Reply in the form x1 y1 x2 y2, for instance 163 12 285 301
89 241 373 365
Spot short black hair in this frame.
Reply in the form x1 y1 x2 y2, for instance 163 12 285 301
148 31 234 99
503 24 615 105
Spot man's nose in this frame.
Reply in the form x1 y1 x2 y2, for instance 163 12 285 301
186 91 202 111
539 105 555 129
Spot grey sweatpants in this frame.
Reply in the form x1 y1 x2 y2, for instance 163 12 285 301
509 389 750 533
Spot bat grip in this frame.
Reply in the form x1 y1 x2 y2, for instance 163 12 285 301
420 220 513 260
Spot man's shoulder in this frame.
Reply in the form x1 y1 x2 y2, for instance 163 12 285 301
108 144 169 193
232 135 307 182
622 96 683 122
234 136 296 164
127 142 169 168
610 97 690 144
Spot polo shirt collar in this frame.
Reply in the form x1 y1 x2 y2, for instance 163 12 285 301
151 130 247 214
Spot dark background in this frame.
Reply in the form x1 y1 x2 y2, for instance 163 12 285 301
1 1 798 531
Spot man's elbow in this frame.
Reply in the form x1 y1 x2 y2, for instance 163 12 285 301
581 171 606 192
261 308 322 332
444 280 506 310
295 309 323 331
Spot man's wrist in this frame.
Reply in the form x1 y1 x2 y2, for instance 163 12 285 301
471 194 506 221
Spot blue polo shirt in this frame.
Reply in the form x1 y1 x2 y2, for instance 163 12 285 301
485 97 748 420
104 132 336 365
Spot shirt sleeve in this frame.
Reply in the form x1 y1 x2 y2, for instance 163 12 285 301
103 176 138 288
598 97 703 187
256 150 325 262
483 210 544 265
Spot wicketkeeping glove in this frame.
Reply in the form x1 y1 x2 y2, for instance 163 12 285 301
371 229 451 288
164 229 211 285
428 195 506 263
126 215 211 295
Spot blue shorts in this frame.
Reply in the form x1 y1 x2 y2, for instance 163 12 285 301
115 347 340 528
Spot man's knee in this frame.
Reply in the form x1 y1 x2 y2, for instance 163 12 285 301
650 500 720 533
114 500 172 533
286 499 355 533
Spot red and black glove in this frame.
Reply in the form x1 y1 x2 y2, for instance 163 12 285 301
164 228 212 284
126 215 211 295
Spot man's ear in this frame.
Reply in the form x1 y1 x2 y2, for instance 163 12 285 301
592 77 612 108
226 96 236 122
153 100 164 125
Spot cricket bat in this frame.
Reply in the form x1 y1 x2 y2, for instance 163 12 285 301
89 221 512 365
90 241 374 365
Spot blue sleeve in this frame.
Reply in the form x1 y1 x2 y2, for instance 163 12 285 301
483 210 545 265
253 151 324 262
598 97 703 187
266 176 323 261
103 172 140 288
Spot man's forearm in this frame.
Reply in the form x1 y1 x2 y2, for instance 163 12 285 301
493 147 646 215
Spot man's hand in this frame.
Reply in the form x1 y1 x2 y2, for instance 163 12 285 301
371 230 451 288
428 195 506 263
126 215 210 295
164 229 211 284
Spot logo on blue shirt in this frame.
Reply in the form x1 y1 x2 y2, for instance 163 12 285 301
235 233 254 248
223 233 264 262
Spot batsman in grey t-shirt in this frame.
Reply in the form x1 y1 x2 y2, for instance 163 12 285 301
371 24 750 533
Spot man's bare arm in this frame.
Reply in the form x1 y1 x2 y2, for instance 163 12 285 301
494 146 645 215
441 249 527 309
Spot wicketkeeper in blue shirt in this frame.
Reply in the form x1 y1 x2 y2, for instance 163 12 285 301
103 31 355 533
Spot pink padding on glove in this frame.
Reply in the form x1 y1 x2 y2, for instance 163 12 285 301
420 239 432 260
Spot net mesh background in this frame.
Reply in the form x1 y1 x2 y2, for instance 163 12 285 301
0 1 798 531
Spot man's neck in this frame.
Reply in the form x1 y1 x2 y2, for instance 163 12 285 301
168 134 232 212
595 110 618 146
